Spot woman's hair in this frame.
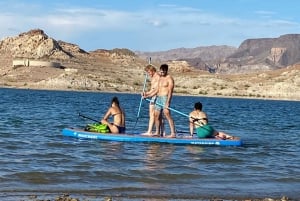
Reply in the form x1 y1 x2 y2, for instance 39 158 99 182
111 96 119 106
194 102 202 110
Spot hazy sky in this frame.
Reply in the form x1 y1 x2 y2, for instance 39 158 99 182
0 0 299 51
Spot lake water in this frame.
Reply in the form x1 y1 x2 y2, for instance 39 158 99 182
0 88 299 200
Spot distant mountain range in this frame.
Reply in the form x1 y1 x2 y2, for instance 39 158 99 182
136 34 300 73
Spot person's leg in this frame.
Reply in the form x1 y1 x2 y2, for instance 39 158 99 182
153 109 161 136
106 123 119 133
163 109 176 137
146 103 155 134
152 96 163 136
159 109 165 137
217 131 233 139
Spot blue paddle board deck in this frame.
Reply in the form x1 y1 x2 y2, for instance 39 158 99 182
62 128 243 146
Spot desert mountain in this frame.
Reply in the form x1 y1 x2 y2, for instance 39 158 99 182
0 29 299 100
219 34 300 73
136 34 300 74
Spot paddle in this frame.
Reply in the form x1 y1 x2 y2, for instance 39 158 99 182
78 113 99 123
137 73 148 118
145 98 189 118
133 73 148 129
144 98 204 122
133 57 151 129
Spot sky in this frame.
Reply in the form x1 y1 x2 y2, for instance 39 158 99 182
0 0 300 52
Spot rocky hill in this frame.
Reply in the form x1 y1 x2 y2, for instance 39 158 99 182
0 29 299 100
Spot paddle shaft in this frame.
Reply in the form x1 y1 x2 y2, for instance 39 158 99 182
145 98 189 118
78 113 99 123
136 73 148 118
133 58 151 129
136 57 152 117
144 98 205 123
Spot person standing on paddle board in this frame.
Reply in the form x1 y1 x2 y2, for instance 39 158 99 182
189 102 233 139
141 64 161 136
101 97 126 134
144 64 176 138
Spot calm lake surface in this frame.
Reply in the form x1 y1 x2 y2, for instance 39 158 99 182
0 88 299 200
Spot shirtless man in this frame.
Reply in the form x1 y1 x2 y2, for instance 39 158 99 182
101 97 126 134
189 102 233 139
145 64 176 137
142 65 160 135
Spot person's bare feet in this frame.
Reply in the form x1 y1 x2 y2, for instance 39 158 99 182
141 132 160 137
141 132 152 136
166 134 176 138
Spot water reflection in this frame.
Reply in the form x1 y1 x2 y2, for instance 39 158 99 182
144 144 174 171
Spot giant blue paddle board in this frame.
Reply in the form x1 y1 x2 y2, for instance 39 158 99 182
62 128 243 146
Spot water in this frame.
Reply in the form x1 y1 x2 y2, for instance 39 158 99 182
0 88 299 200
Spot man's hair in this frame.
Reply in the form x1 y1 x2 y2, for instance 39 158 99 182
160 64 168 71
194 102 202 110
144 64 156 72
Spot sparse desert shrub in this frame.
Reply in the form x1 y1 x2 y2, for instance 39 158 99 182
174 89 189 94
116 78 122 83
199 91 208 95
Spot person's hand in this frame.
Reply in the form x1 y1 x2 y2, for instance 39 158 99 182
101 119 108 124
141 92 147 99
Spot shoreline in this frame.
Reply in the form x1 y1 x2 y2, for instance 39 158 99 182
1 86 299 102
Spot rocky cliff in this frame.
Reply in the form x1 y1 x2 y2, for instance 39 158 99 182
136 34 300 74
218 34 300 73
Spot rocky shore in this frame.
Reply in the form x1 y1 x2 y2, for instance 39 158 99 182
1 60 299 101
1 193 295 201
